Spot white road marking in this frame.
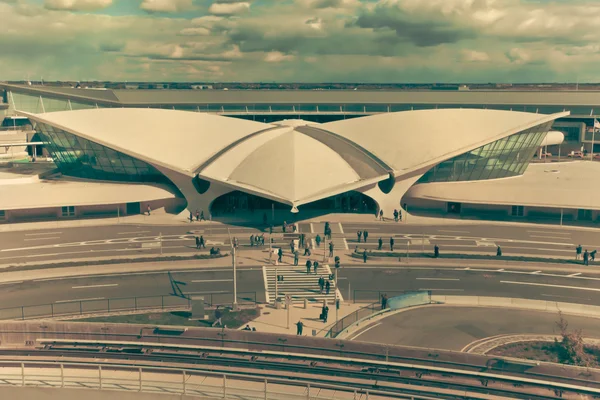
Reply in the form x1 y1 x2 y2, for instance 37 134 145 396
529 235 573 240
350 322 382 340
476 241 496 247
415 278 460 281
338 222 344 234
463 267 470 270
531 271 542 274
118 231 151 235
541 294 591 300
437 230 470 233
342 238 349 250
24 237 60 241
501 281 600 292
55 297 105 303
191 279 233 283
497 269 505 272
24 232 62 236
71 284 119 289
527 230 571 236
418 288 465 292
568 273 582 277
31 268 237 282
183 291 229 294
310 223 314 234
0 281 23 285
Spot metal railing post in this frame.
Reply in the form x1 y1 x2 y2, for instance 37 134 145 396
21 363 25 386
135 297 138 311
182 370 186 394
138 367 142 391
264 378 268 400
366 391 369 400
107 299 110 313
21 306 24 320
51 303 54 317
162 296 165 310
60 364 64 387
306 383 310 400
80 301 83 315
99 365 102 390
353 390 357 400
223 374 227 398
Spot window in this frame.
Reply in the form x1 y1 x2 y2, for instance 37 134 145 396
511 206 524 217
0 210 5 220
61 206 75 217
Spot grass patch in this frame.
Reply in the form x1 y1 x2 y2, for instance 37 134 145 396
79 307 261 329
489 341 600 367
351 250 583 266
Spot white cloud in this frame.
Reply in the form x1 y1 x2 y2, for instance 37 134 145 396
140 0 194 13
462 49 490 62
265 51 295 62
44 0 112 11
209 2 250 15
506 47 531 64
179 27 211 36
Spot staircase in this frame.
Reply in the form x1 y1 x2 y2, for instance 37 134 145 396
263 264 342 304
309 222 349 253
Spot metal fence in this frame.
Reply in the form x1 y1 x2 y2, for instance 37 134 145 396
326 301 380 338
0 291 258 321
352 290 414 303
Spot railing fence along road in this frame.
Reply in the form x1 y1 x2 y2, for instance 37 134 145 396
0 292 258 321
0 361 407 400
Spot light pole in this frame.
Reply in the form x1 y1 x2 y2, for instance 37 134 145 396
334 267 339 325
227 228 238 310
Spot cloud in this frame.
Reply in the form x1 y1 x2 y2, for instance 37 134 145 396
179 27 211 36
140 0 194 13
209 1 250 15
462 49 490 62
265 51 296 62
44 0 112 11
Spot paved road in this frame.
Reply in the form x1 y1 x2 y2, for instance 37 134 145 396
347 306 600 351
5 266 600 313
1 221 599 265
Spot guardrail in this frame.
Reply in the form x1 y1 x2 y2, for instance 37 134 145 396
0 360 403 400
0 292 258 321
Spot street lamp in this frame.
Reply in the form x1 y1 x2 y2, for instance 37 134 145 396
227 228 238 310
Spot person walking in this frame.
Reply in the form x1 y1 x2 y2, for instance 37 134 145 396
318 276 325 293
584 249 590 266
212 306 223 327
189 211 193 223
304 242 310 256
393 209 398 222
293 251 299 266
195 236 200 250
196 210 200 221
496 246 502 257
434 244 439 258
591 249 597 262
306 259 312 274
325 280 331 295
381 294 388 310
313 260 319 274
328 242 334 258
199 235 205 249
277 247 283 263
357 231 362 243
362 249 368 263
290 239 295 254
199 211 205 221
390 237 395 251
147 205 151 216
315 234 321 248
379 210 384 221
250 234 255 247
296 320 304 335
378 237 383 250
300 233 305 248
321 304 329 323
576 245 583 260
363 230 368 243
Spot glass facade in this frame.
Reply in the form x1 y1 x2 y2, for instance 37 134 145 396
36 123 169 183
418 121 553 183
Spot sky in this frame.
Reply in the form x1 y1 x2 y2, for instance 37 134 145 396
0 0 597 83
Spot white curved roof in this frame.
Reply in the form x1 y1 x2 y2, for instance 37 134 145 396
20 108 568 206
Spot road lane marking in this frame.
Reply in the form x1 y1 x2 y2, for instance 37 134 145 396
338 222 344 234
529 235 573 240
531 271 542 274
497 269 505 272
528 230 571 235
24 237 60 241
437 230 470 233
415 278 460 281
24 232 62 236
71 284 119 289
118 231 151 235
418 288 464 291
310 223 314 234
500 281 600 292
191 279 233 283
55 297 105 303
568 273 582 277
541 294 591 300
350 322 382 340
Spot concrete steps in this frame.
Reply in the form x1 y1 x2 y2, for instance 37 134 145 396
263 264 341 304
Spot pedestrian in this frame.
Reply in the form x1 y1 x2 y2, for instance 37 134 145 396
378 237 383 250
324 222 330 236
296 320 304 335
283 221 287 233
313 260 319 274
260 234 265 246
398 210 402 222
328 242 334 258
212 306 222 327
584 249 589 266
195 236 200 249
304 242 310 256
196 210 200 221
315 234 321 247
363 230 368 243
357 231 362 243
390 237 395 251
393 209 398 222
243 324 251 331
318 276 325 293
300 233 305 248
363 249 367 263
306 259 312 274
381 294 388 310
199 235 205 249
325 280 331 295
591 250 597 262
576 245 582 260
323 304 329 322
147 204 151 216
294 251 299 266
250 234 255 247
290 239 295 253
434 244 439 258
496 245 502 257
379 209 384 221
278 247 283 263
200 211 205 221
189 211 193 222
